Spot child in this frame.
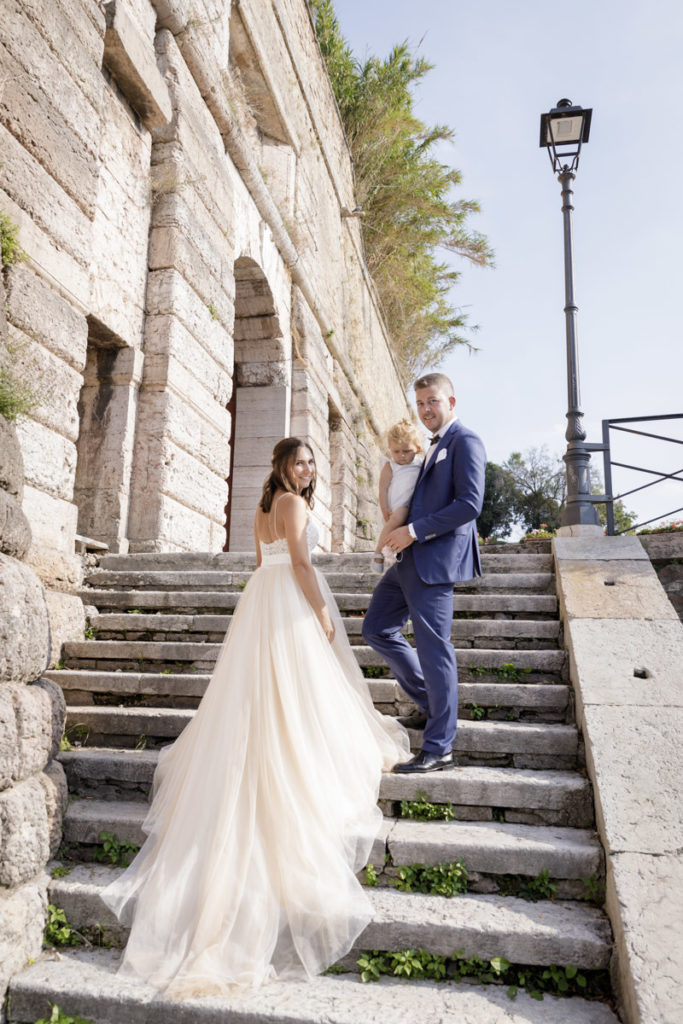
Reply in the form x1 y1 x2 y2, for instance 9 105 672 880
373 419 424 573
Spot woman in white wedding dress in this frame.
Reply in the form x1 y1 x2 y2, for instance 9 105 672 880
101 437 410 998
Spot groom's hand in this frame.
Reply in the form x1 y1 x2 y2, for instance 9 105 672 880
386 525 414 553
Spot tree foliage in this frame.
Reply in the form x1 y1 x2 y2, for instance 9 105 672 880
479 462 518 539
309 0 493 381
481 447 638 537
502 447 566 532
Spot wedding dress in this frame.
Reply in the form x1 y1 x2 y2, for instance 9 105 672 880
101 515 410 997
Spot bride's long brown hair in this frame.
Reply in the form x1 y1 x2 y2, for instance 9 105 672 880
259 437 316 513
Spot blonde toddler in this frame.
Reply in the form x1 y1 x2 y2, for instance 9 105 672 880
373 419 424 573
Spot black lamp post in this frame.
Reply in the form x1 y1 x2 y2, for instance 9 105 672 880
540 98 601 528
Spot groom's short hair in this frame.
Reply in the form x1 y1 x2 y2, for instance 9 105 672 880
414 372 454 396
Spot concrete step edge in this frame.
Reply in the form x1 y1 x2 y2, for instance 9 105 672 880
8 948 619 1024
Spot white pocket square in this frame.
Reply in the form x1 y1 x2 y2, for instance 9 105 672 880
435 448 448 463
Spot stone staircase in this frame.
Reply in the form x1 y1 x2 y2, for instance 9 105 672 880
8 545 620 1023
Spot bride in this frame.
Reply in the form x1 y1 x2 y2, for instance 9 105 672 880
101 437 410 997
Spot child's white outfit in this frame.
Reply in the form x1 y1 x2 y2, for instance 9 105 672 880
386 455 423 511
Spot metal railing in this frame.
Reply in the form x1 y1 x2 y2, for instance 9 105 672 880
599 414 683 535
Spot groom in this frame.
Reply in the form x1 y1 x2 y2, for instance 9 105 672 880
362 372 486 773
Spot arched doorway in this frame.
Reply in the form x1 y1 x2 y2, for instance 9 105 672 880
224 258 290 550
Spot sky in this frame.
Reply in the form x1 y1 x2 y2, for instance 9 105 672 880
336 0 683 530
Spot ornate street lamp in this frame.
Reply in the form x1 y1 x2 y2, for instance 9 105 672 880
540 99 601 527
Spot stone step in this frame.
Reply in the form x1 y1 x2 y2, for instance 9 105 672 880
81 588 559 617
59 748 593 826
45 862 611 970
49 670 570 722
86 612 561 646
60 640 567 678
97 550 554 573
9 948 619 1024
62 707 578 768
60 799 601 882
82 568 555 594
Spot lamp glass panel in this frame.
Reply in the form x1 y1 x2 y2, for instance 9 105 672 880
546 114 583 144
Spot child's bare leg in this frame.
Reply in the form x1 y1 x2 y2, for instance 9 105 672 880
373 507 409 571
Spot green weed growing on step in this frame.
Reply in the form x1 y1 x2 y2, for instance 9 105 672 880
492 807 506 823
66 724 90 746
33 1003 93 1024
92 831 139 868
50 864 72 879
363 665 386 678
135 733 148 750
581 874 606 904
400 791 455 822
237 580 247 590
467 702 486 720
364 863 379 886
127 608 142 614
59 732 72 752
356 947 610 1002
497 868 558 902
43 905 82 947
357 948 447 983
54 660 65 670
83 626 96 640
394 860 468 898
468 663 532 682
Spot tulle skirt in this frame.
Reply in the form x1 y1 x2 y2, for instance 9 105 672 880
101 556 410 998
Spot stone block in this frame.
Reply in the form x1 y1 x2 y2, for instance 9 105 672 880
143 314 233 408
0 124 92 273
554 535 648 561
0 487 31 560
582 704 683 856
5 264 88 373
0 875 47 998
16 0 105 105
0 774 50 886
145 270 232 369
0 415 24 499
0 187 90 313
607 851 682 1024
556 559 677 622
40 758 68 857
638 532 683 561
44 591 86 667
0 42 98 218
103 0 172 130
21 486 78 560
7 325 84 443
0 554 50 684
0 0 101 160
567 618 683 708
0 680 65 789
14 417 77 502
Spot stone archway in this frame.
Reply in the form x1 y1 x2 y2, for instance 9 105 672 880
225 258 291 550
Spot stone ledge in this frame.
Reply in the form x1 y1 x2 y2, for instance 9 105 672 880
555 534 683 1022
102 1 172 130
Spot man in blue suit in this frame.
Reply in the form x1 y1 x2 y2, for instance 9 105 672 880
362 372 486 773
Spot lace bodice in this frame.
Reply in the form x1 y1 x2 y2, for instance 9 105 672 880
259 515 319 564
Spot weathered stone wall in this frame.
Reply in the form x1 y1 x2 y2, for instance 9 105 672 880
637 533 683 621
1 0 410 591
0 344 68 1001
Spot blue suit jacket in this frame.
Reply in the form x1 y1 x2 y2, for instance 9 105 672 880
408 420 486 584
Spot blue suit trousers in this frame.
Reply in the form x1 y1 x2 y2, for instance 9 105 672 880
362 547 457 756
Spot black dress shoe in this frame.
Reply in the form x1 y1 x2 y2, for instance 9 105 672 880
393 750 454 774
397 712 428 730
